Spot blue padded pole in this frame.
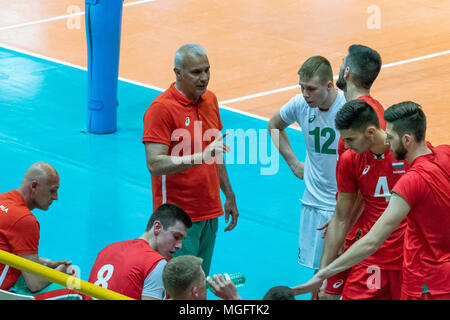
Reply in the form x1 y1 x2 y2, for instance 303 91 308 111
85 0 123 134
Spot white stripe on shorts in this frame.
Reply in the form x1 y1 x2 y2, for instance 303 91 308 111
0 265 9 287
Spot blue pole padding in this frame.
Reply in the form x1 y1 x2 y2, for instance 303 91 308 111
85 0 123 134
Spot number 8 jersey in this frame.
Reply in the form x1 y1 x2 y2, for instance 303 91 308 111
280 91 346 210
86 239 166 300
337 149 409 269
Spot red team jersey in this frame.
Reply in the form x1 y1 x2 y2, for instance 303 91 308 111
337 95 386 241
326 95 388 296
0 190 40 290
393 145 450 297
87 239 165 300
338 149 408 269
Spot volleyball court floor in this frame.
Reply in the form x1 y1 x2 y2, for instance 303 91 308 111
0 0 449 300
0 47 309 300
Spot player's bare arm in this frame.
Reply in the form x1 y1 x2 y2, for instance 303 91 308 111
268 111 304 179
20 254 58 292
319 192 358 269
291 193 411 296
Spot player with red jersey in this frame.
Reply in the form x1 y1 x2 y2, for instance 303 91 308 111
291 101 450 300
318 100 408 299
324 45 385 298
335 44 386 155
324 93 387 298
0 189 41 291
385 102 450 299
86 203 191 300
0 162 80 300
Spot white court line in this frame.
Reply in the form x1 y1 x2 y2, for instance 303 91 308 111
0 42 449 128
220 84 301 105
0 0 158 32
219 104 270 122
217 104 307 131
0 43 166 93
221 49 450 105
0 42 294 130
381 50 450 68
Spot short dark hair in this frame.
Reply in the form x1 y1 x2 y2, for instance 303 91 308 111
146 203 192 231
335 99 380 132
384 101 426 142
263 286 295 300
298 56 333 85
346 44 382 89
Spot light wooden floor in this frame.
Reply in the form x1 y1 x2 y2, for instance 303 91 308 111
0 0 449 143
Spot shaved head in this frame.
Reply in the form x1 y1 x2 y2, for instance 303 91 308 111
22 162 59 185
18 162 59 211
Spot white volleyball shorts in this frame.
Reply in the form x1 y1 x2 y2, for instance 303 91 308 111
298 204 334 270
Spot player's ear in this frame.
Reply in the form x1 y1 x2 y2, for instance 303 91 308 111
191 285 199 299
401 133 414 147
327 80 333 89
174 67 182 80
30 180 39 193
344 66 350 80
152 220 163 236
365 125 377 137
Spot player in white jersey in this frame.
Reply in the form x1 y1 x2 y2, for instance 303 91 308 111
268 56 346 271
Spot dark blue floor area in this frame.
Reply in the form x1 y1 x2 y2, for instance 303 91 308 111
0 47 313 299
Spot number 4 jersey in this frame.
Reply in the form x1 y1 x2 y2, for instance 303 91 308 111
279 90 346 210
337 149 409 269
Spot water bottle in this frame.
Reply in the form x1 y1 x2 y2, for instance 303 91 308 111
206 272 246 292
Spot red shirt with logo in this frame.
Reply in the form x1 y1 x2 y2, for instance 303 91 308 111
393 145 450 296
0 190 40 290
87 239 165 300
142 83 224 222
337 149 408 269
337 95 386 241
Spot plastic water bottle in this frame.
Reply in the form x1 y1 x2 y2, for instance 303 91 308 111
206 272 246 292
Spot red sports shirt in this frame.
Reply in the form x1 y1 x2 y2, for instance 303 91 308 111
338 149 408 269
393 145 450 296
0 190 40 290
337 95 386 241
142 83 224 222
88 239 165 300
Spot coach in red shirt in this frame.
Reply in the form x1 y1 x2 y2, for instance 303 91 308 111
142 43 238 276
292 101 450 300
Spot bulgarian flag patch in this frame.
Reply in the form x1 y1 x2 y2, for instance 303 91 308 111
392 162 404 169
392 162 406 174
